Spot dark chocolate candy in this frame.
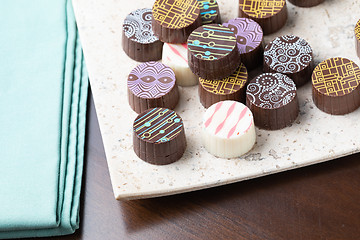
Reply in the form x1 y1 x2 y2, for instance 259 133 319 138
288 0 324 7
356 19 360 60
133 108 186 165
246 73 299 130
199 63 248 108
197 0 221 24
188 24 240 80
223 18 264 70
238 0 287 35
122 8 163 62
127 61 179 114
264 35 314 87
152 0 202 43
312 57 360 115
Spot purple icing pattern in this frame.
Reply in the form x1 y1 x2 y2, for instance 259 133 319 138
223 18 263 54
128 61 175 98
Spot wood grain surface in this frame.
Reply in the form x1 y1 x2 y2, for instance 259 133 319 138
26 90 360 240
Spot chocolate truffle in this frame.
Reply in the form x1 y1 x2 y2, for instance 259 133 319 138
202 101 256 158
162 43 198 86
356 19 360 59
264 35 314 87
246 73 299 130
188 24 240 80
133 108 186 165
152 0 202 43
122 8 163 62
223 18 264 70
199 63 248 108
312 57 360 115
127 61 179 114
238 0 287 35
288 0 324 7
197 0 221 24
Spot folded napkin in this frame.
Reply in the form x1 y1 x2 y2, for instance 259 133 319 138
0 0 88 238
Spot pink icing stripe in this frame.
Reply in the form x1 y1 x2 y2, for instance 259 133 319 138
227 107 248 139
215 102 236 135
205 102 223 128
167 56 171 62
168 44 188 63
181 43 188 49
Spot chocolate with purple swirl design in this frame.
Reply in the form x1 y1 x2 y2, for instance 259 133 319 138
264 35 314 87
223 18 264 70
128 61 179 113
122 8 163 62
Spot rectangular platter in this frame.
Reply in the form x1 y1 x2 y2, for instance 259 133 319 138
72 0 360 200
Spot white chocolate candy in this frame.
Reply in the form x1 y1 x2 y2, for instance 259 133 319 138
162 43 198 87
202 100 256 158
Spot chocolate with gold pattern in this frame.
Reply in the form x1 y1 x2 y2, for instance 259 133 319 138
312 57 360 115
356 19 360 59
288 0 324 7
188 24 240 80
197 0 221 24
238 0 287 35
133 108 186 165
199 63 248 108
152 0 202 43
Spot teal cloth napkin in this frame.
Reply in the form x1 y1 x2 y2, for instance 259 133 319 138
0 0 88 238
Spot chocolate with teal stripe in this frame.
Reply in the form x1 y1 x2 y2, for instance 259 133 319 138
133 108 186 165
197 0 221 24
188 24 241 80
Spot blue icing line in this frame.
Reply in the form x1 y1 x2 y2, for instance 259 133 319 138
149 114 177 134
137 110 172 136
135 109 167 131
134 108 157 123
203 28 233 34
201 10 217 15
189 43 232 52
156 124 182 143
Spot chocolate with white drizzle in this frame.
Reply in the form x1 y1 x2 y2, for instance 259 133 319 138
122 8 163 62
264 35 314 87
246 73 299 130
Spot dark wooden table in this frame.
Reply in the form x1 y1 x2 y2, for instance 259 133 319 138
41 91 360 240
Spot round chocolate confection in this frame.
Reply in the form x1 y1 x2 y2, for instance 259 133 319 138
199 63 248 108
187 24 240 80
127 61 179 114
312 57 360 115
246 73 299 130
238 0 287 35
122 8 163 62
288 0 324 7
202 101 256 158
133 108 186 165
152 0 202 43
197 0 221 24
356 19 360 60
223 18 264 70
264 35 314 87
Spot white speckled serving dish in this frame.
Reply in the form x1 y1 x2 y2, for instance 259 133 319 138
72 0 360 200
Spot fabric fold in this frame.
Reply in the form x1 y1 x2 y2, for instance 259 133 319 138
0 0 88 238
